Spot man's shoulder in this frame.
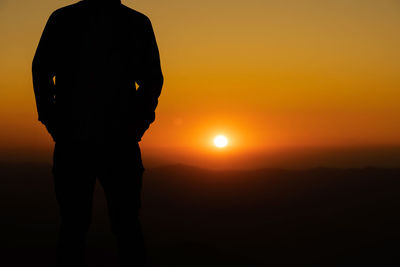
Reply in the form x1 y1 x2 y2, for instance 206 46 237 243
119 4 152 25
50 1 85 20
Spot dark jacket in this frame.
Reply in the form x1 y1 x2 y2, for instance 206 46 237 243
32 0 163 144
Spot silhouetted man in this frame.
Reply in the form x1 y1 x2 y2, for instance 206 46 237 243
32 0 163 266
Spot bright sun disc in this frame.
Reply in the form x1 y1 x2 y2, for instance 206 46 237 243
214 135 228 148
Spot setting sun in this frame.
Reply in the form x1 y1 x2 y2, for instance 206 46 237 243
214 135 228 148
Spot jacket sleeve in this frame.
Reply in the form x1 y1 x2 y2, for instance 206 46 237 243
134 17 164 129
32 12 58 128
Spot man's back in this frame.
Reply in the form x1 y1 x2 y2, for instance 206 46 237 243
32 1 163 266
32 0 163 144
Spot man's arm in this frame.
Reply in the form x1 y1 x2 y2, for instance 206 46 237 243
133 17 164 141
32 13 58 140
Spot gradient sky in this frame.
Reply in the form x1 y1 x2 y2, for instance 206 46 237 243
0 0 399 167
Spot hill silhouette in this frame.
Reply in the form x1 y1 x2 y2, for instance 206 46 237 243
0 162 399 266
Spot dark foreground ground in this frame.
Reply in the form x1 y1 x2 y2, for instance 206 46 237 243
0 162 399 266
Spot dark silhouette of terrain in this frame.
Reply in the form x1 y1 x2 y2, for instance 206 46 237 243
1 162 399 266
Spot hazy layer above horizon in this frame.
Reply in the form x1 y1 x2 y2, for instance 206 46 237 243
1 146 399 170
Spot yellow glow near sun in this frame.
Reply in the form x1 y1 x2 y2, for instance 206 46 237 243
214 135 228 148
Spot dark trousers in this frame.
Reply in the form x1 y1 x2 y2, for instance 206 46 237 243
52 140 146 267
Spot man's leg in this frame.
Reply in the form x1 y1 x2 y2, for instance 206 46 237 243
97 142 146 267
53 142 97 267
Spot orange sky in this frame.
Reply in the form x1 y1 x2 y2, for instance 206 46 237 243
0 0 399 168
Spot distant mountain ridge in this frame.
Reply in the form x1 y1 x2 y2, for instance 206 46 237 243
1 161 400 266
